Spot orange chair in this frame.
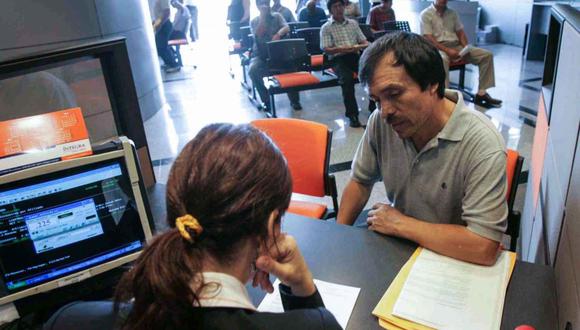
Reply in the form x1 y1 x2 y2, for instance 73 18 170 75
252 118 338 219
506 149 524 252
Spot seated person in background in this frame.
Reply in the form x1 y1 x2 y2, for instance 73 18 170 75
367 0 395 33
420 0 502 108
169 0 192 41
321 0 368 128
44 123 341 330
337 32 507 266
344 0 361 19
249 0 302 111
153 0 180 73
272 0 296 23
298 0 328 27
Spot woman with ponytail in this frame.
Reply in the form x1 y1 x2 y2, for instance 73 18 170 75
44 123 341 330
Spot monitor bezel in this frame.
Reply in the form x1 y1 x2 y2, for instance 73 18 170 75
0 143 153 305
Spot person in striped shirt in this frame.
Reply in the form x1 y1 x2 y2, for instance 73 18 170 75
321 0 369 128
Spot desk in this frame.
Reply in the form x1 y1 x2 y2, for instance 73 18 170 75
147 184 557 330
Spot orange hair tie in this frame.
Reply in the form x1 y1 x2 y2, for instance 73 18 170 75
176 214 203 242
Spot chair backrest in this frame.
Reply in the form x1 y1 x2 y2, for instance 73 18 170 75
266 38 309 72
383 20 411 32
358 24 375 42
506 149 524 211
296 27 322 54
251 118 331 198
288 21 310 36
240 26 253 49
506 149 524 252
228 21 246 41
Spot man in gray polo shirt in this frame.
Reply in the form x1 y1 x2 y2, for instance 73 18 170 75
337 32 507 266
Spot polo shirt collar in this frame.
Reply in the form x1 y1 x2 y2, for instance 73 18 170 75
436 89 469 142
329 16 349 25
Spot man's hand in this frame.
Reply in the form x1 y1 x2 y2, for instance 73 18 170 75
367 202 409 236
255 233 316 297
272 32 281 41
446 48 461 61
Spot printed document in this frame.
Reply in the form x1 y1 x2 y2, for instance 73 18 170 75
258 278 360 329
392 249 513 330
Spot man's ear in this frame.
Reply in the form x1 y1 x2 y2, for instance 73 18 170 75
429 83 439 96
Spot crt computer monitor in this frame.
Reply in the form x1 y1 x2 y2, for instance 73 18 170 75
0 137 153 305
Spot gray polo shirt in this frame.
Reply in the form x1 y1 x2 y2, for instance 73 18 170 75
351 90 507 242
420 4 463 43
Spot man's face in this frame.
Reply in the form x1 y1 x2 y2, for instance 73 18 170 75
368 53 439 140
330 1 345 20
434 0 448 9
382 0 392 9
257 0 271 14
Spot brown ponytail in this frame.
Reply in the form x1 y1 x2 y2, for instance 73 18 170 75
114 123 292 329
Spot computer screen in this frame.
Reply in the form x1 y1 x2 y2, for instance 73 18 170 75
0 149 151 304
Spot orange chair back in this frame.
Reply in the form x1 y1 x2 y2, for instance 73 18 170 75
506 149 520 203
252 118 329 197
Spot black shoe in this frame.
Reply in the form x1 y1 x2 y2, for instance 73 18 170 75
474 93 502 108
291 102 303 111
165 66 181 73
347 115 364 128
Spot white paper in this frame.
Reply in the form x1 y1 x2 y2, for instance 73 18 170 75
392 249 512 330
459 44 473 57
258 278 360 329
0 303 19 325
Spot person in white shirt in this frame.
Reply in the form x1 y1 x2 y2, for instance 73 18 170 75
420 0 502 108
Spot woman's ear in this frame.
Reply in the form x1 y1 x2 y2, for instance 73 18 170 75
267 210 281 239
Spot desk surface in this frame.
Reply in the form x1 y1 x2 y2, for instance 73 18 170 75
147 184 557 330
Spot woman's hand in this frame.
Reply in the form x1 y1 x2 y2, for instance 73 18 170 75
255 233 316 297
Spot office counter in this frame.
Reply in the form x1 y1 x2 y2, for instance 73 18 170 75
147 184 557 329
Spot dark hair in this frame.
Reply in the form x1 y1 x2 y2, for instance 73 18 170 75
359 31 446 98
327 0 344 12
114 123 292 330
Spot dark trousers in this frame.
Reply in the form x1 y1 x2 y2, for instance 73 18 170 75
333 53 360 117
248 57 300 109
155 20 177 68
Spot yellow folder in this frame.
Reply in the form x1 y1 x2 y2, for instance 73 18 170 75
372 247 517 330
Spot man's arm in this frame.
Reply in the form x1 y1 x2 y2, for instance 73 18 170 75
272 14 290 40
423 34 460 59
337 179 373 225
368 148 507 266
153 8 170 31
367 204 500 265
456 28 469 48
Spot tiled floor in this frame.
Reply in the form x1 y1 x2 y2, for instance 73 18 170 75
145 13 542 215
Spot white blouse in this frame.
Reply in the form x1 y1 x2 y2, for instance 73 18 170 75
194 272 256 311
